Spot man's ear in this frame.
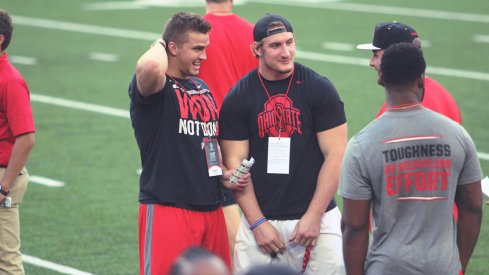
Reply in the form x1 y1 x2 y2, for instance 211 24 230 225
0 34 4 50
167 41 178 56
378 72 385 86
251 42 261 57
418 74 425 89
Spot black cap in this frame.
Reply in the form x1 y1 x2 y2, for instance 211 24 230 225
253 14 293 42
357 21 418 50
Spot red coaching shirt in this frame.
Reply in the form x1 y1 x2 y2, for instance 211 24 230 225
0 53 36 166
200 13 258 109
376 76 462 124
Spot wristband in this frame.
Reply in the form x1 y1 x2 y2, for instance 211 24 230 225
0 185 9 196
151 38 166 49
249 217 267 231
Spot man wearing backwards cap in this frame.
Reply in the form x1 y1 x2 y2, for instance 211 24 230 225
357 21 461 124
219 13 347 274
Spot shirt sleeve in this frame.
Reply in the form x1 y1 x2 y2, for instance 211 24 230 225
4 79 35 136
339 136 373 200
218 84 250 141
128 74 164 106
311 76 346 133
458 126 483 185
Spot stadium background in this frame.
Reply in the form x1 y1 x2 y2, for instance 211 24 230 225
2 0 488 274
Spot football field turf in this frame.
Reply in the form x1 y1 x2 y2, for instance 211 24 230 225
2 0 489 274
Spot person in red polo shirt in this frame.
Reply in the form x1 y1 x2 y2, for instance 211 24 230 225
0 9 36 275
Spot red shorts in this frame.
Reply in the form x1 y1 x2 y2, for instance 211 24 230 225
138 204 230 275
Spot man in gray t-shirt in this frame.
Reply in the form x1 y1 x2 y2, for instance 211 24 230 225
339 43 483 275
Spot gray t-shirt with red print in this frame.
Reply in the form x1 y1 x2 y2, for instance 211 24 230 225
339 107 482 275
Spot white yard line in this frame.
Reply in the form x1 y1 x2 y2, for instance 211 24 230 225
250 1 489 24
474 34 489 44
30 93 489 161
29 176 65 187
12 15 489 82
295 50 489 81
83 0 489 24
12 15 157 41
88 52 119 62
30 94 130 118
478 152 489 161
10 55 37 65
23 254 95 275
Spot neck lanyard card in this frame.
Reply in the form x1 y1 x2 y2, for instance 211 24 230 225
203 138 222 177
267 137 290 174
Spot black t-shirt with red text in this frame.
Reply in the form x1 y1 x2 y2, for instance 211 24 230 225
219 63 346 220
129 75 223 211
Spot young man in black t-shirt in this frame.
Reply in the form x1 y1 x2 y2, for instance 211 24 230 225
128 12 249 275
219 14 347 274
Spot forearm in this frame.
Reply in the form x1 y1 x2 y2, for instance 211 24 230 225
1 132 35 190
235 182 265 225
220 140 263 224
457 208 482 272
343 225 368 275
306 154 342 217
135 40 168 96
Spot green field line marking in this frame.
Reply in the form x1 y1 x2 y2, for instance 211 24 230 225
474 34 489 43
30 93 489 161
83 0 489 24
23 254 95 275
30 94 130 118
12 15 489 81
29 175 65 187
478 152 489 161
295 50 489 81
250 1 489 23
13 15 157 41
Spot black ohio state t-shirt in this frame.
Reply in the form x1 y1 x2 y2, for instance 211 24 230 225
219 63 346 220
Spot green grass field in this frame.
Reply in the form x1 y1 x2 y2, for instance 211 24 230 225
2 0 489 274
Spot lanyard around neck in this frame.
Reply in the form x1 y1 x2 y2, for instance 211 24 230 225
166 74 200 93
257 69 295 100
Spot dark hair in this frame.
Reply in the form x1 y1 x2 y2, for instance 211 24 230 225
163 12 211 46
244 264 300 275
381 42 426 87
0 9 13 51
206 0 229 3
169 247 227 275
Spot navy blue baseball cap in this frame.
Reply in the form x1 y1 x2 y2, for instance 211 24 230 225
357 21 419 50
253 14 293 42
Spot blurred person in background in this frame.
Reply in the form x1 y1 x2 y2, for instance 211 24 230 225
200 0 258 264
0 9 36 275
169 247 229 275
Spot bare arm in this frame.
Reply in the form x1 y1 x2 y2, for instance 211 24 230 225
342 198 370 275
455 181 482 273
135 40 168 97
220 139 285 254
0 132 35 200
290 123 347 246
